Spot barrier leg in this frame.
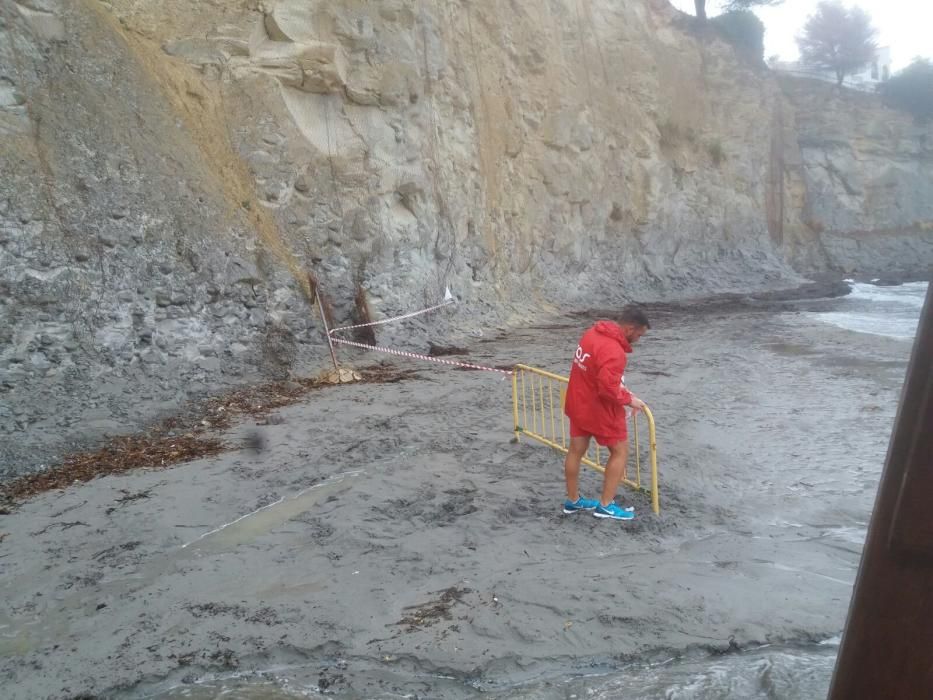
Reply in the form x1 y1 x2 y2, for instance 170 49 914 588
512 370 520 442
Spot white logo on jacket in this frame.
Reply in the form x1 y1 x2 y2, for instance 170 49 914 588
573 345 591 371
575 346 627 389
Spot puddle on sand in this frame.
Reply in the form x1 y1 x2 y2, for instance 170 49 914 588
179 470 363 555
755 561 854 587
0 471 362 658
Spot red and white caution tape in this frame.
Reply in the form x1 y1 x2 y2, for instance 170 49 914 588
327 286 512 375
329 287 456 335
329 336 513 376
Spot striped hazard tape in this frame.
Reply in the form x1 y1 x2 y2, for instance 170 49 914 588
327 287 512 376
329 294 455 335
329 336 513 376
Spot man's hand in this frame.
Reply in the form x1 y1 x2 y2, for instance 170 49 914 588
629 396 646 414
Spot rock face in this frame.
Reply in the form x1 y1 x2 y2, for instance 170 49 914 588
777 76 933 276
1 0 931 476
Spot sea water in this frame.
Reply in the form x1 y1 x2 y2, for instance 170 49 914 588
129 639 842 699
807 281 929 340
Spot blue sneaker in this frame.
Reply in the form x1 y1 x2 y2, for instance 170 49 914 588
562 497 600 514
593 502 635 520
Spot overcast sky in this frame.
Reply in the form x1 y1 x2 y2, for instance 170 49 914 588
668 0 932 71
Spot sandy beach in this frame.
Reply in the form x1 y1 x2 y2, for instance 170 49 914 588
0 296 914 699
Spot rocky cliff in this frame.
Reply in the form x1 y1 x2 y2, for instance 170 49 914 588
2 0 931 476
777 76 933 275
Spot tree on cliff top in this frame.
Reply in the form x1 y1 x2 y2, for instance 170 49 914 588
797 1 878 87
693 0 782 23
712 10 766 63
881 58 933 121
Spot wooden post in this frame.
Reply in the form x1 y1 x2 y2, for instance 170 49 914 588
310 275 339 372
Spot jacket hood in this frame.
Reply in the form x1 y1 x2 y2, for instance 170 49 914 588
594 320 632 353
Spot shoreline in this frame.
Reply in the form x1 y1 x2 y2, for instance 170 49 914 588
5 273 922 487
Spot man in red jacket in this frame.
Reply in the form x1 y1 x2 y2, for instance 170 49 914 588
562 307 650 520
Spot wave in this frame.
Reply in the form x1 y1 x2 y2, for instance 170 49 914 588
845 281 928 309
808 281 928 339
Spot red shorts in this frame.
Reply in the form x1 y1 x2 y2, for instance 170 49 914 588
568 420 627 447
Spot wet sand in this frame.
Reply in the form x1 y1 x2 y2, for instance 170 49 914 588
0 299 913 698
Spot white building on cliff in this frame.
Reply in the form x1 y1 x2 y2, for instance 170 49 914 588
770 46 892 90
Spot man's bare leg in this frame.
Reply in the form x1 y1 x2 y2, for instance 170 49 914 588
599 439 629 507
564 436 590 501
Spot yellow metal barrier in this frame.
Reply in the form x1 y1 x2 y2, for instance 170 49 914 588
511 364 660 515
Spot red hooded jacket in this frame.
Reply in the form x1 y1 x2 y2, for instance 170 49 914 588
564 321 634 438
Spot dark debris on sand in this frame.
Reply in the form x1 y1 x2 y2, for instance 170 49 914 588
428 342 470 356
395 586 471 632
0 363 420 506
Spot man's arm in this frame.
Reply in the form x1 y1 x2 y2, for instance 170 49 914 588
595 354 633 405
596 353 647 413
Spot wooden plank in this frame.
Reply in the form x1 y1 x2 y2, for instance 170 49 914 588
829 284 933 698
